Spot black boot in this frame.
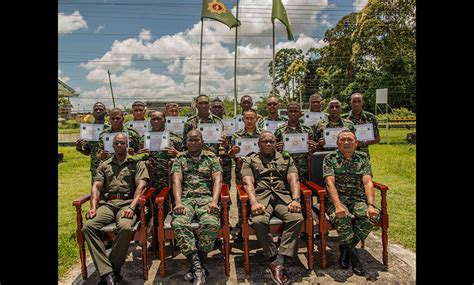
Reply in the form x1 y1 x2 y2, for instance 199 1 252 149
347 246 366 276
185 251 209 282
186 252 206 285
338 244 350 269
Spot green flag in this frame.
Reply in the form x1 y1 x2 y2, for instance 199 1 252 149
202 0 240 29
272 0 293 40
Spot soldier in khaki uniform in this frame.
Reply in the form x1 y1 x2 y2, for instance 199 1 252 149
342 92 380 158
314 99 356 152
82 133 150 285
241 131 303 285
171 130 222 285
274 102 318 181
322 130 380 276
75 102 110 184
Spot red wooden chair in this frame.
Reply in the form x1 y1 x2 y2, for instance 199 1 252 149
305 151 389 269
155 183 231 278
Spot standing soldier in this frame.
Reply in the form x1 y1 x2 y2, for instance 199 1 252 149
82 133 150 284
75 102 110 184
258 95 287 132
210 97 232 188
274 102 318 181
342 92 380 158
171 130 222 285
322 130 380 276
165 102 180 117
235 95 264 129
314 99 356 152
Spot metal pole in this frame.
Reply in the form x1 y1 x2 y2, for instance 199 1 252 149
198 18 204 95
107 70 116 108
386 103 389 144
272 21 276 97
233 0 240 116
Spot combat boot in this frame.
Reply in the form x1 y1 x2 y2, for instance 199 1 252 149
338 244 350 269
347 246 366 276
186 252 206 285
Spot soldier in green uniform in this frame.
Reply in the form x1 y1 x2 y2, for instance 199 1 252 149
258 95 288 131
342 92 380 158
228 109 262 243
241 131 303 285
75 102 111 184
131 100 147 121
97 108 143 162
235 95 264 129
322 130 380 276
165 102 180 117
210 97 232 187
82 133 150 285
274 102 318 181
314 99 356 152
171 130 222 285
183 94 226 155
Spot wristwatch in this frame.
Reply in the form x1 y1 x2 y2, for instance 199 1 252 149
292 197 301 203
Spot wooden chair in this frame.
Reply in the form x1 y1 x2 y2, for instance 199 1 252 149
72 185 157 280
304 151 389 269
237 182 314 273
155 183 231 278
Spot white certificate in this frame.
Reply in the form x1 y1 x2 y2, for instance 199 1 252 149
323 127 348 148
354 123 375 142
103 132 129 153
304 112 325 127
144 131 169 151
283 133 308 154
80 124 104 141
127 120 149 136
223 119 237 137
235 115 244 131
235 138 259 157
165 116 186 134
263 120 285 134
198 123 223 144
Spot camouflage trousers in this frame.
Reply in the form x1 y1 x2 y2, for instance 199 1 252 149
171 195 220 256
221 157 232 187
326 198 380 246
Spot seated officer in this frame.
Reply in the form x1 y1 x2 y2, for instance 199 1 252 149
171 130 222 285
241 131 304 285
82 133 150 285
322 130 380 276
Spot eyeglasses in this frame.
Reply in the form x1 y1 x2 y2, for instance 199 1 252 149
329 105 341 109
267 102 278 106
94 108 105 111
113 141 127 145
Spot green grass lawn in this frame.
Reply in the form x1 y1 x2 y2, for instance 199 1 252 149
378 127 416 144
58 128 80 134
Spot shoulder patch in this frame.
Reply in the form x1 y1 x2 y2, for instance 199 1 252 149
176 151 187 158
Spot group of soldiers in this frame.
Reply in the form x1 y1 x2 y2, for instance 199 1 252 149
76 92 381 285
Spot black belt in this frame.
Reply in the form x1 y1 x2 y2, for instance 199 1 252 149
107 193 130 200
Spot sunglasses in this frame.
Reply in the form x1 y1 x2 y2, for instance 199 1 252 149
113 141 127 145
267 103 278 106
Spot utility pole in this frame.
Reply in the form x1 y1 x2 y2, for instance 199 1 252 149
107 70 116 108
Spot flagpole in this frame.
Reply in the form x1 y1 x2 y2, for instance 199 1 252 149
233 0 240 116
199 18 204 95
272 21 276 97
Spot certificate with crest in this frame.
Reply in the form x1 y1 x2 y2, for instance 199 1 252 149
223 119 237 137
103 132 129 153
354 123 375 142
198 123 223 144
283 133 308 154
235 115 244 131
127 120 149 136
165 116 187 134
303 112 325 127
144 131 169 151
235 138 259 157
80 123 104 141
323 127 347 148
263 120 284 134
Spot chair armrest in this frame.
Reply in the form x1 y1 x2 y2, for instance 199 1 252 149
72 194 91 207
138 187 156 207
220 183 230 204
299 182 312 198
303 181 326 198
237 184 248 202
155 187 171 206
373 181 389 192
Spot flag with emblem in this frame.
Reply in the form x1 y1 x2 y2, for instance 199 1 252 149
272 0 293 40
202 0 240 29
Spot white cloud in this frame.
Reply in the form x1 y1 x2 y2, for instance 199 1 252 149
94 25 105 33
353 0 368 11
139 29 152 41
58 70 70 83
58 11 88 34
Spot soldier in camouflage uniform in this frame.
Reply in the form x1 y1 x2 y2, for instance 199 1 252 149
165 102 180 117
228 109 261 243
274 102 318 181
171 130 222 285
82 133 149 284
322 130 380 276
258 95 288 131
314 99 356 152
342 92 380 158
75 102 110 184
210 97 232 187
97 108 143 162
241 131 303 285
235 95 264 129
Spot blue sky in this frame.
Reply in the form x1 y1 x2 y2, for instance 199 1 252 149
58 0 367 112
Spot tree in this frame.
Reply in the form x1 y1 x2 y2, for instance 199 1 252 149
268 48 304 98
